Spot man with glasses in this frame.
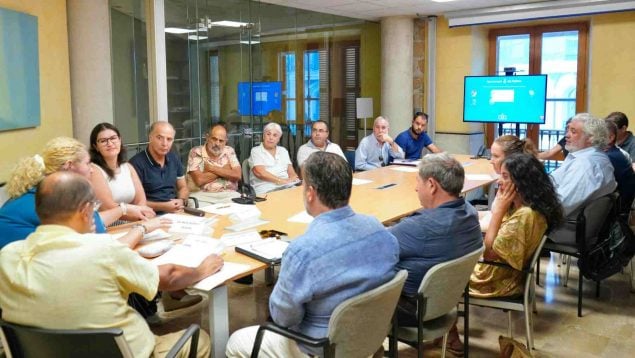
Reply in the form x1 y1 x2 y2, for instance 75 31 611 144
296 120 346 167
130 122 189 214
0 172 222 358
355 116 404 171
187 123 242 202
395 112 442 160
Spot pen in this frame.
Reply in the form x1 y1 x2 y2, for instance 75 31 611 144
216 205 231 209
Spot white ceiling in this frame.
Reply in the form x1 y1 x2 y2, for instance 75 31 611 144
260 0 550 21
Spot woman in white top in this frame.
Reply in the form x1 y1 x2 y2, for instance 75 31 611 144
249 122 300 195
89 123 155 221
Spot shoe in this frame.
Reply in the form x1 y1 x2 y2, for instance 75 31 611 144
433 335 464 357
161 293 203 312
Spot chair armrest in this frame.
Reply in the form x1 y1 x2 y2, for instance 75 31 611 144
165 324 200 358
188 196 200 208
250 322 329 358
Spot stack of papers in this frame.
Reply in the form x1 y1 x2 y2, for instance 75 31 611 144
161 214 217 235
219 230 262 247
199 202 255 216
151 234 225 267
236 238 289 262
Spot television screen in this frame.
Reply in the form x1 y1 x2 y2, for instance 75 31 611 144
238 81 283 116
463 75 547 124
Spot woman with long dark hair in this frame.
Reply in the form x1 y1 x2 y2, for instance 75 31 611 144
446 153 563 355
89 123 155 221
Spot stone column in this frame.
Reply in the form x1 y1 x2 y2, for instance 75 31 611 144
67 0 114 143
380 16 414 136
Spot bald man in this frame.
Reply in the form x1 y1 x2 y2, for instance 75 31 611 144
355 116 404 170
130 122 189 213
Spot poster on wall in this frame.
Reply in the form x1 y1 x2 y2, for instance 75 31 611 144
0 7 40 131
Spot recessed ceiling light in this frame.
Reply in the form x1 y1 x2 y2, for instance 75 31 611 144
240 40 260 45
165 27 196 34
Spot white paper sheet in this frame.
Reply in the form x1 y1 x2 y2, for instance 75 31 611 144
151 236 225 267
352 178 373 186
193 262 252 291
287 211 314 224
220 230 262 247
237 238 289 260
466 174 494 181
199 202 255 216
139 229 172 244
389 166 418 173
168 222 214 235
161 213 216 225
224 218 270 232
392 158 420 166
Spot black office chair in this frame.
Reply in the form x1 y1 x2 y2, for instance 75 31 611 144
536 192 617 317
0 319 200 358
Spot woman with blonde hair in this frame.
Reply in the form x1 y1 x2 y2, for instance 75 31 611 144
0 137 156 249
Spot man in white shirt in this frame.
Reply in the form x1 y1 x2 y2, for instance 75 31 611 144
296 120 346 167
355 116 404 170
550 113 617 244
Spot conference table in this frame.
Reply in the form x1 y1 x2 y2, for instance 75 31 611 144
122 154 496 358
253 154 497 238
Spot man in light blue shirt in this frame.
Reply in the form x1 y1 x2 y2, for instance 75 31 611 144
226 152 399 357
355 116 404 170
550 113 616 244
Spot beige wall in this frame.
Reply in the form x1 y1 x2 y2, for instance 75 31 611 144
588 11 635 122
433 11 635 137
0 0 72 182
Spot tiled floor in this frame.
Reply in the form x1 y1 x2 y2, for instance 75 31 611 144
152 255 635 357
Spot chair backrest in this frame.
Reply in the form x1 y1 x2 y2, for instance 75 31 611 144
0 182 8 207
327 270 407 358
579 192 617 248
242 158 251 185
418 245 484 321
0 319 133 358
344 150 355 171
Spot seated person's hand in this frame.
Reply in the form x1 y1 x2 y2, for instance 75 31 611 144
201 254 224 276
143 216 172 233
163 199 185 213
127 204 156 220
139 205 156 219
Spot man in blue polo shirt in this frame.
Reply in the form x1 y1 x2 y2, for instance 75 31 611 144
130 122 189 214
395 112 442 160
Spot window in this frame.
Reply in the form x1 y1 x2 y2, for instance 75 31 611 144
488 23 588 157
304 50 320 136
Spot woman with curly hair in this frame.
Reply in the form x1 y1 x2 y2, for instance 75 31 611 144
444 153 563 355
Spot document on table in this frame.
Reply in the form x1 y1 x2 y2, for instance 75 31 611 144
392 158 420 166
236 238 289 261
140 229 172 244
225 218 270 232
151 235 225 267
199 202 254 216
352 178 373 186
389 166 418 173
220 230 262 247
161 213 216 225
287 210 314 224
466 174 494 181
193 262 252 291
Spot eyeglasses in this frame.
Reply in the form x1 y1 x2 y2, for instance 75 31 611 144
96 135 120 145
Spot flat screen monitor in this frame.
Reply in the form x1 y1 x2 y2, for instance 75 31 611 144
238 81 282 116
463 75 547 124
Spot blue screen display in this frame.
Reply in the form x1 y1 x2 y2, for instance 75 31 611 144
463 75 547 124
238 82 283 116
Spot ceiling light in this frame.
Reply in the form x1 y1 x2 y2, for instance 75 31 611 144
210 20 250 28
240 40 260 45
165 27 196 34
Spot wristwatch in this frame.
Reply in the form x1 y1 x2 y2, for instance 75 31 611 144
133 223 147 235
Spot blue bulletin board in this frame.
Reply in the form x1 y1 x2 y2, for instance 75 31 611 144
0 7 40 131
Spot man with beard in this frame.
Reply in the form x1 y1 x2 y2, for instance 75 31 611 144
187 123 242 198
395 112 442 160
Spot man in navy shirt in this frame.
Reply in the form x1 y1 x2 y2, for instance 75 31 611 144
130 122 189 214
395 112 442 160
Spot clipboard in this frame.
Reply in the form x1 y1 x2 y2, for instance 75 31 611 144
235 238 289 265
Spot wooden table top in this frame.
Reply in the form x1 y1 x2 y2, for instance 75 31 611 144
211 154 496 239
